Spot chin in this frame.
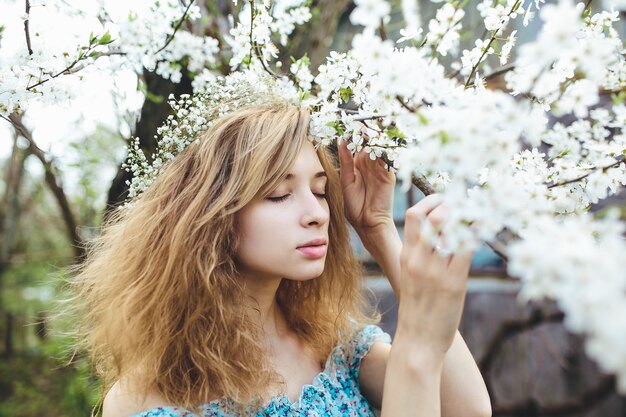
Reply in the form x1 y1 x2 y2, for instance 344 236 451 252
286 265 326 282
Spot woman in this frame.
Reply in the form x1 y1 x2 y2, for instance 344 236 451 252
72 102 490 416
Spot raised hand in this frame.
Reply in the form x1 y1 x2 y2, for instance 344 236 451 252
397 194 475 357
337 137 396 233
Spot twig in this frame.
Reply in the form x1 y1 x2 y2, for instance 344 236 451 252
26 50 93 91
484 63 516 81
24 0 33 55
546 155 626 189
25 50 126 91
396 96 416 113
248 0 280 79
464 0 522 89
154 0 196 55
600 85 626 95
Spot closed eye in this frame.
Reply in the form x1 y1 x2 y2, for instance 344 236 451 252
266 191 326 202
266 194 290 202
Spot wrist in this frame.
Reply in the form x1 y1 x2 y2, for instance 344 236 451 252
390 333 446 372
355 219 398 250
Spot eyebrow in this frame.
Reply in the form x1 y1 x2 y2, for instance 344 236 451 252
284 171 327 180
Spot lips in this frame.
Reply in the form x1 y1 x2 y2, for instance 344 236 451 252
296 238 327 259
297 238 327 248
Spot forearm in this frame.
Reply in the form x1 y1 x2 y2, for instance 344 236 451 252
381 330 444 417
441 331 492 417
356 221 402 300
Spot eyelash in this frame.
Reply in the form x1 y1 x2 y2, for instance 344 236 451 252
266 192 327 202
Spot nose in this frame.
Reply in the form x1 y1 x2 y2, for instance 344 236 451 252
301 192 330 227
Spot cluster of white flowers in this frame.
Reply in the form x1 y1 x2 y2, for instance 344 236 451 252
314 51 360 102
226 1 311 69
0 0 221 116
459 0 525 79
350 0 391 29
290 56 314 91
425 3 465 56
508 212 626 391
271 2 313 46
0 1 106 116
505 0 623 110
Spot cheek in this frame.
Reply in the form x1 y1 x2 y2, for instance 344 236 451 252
235 206 288 258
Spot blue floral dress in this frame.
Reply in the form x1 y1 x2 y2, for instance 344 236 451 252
130 325 391 417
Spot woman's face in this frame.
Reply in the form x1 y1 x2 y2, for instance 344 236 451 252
235 141 330 283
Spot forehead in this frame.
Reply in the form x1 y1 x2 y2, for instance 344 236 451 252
285 142 325 177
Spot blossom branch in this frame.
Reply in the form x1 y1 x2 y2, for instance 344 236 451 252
428 1 466 55
464 0 522 88
397 96 417 113
26 43 101 91
484 63 516 81
546 155 626 189
154 0 195 55
23 0 33 55
248 0 280 79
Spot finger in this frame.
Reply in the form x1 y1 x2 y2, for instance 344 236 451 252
447 250 473 278
406 194 443 227
337 138 356 186
427 204 448 233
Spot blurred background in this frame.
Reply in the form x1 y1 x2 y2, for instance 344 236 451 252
1 0 625 416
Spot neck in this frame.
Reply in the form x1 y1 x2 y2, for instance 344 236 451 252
240 274 287 339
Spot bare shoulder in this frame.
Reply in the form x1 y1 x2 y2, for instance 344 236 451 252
103 379 171 417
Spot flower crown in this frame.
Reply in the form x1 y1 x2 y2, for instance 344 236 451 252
122 72 303 203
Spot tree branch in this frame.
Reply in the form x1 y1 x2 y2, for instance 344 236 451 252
464 0 522 89
3 114 84 260
546 155 626 189
23 0 33 55
24 50 126 92
248 0 282 79
484 63 516 81
154 0 196 55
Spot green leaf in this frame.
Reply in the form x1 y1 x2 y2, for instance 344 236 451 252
339 87 352 103
416 112 428 125
611 91 626 106
439 131 450 144
326 121 344 136
386 127 406 139
97 31 113 45
298 88 310 102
